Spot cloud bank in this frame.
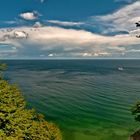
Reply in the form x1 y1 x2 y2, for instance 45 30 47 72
0 1 140 58
0 25 140 58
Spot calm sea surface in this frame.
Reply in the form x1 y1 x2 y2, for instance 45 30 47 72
1 59 140 140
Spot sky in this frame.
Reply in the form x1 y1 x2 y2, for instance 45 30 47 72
0 0 140 59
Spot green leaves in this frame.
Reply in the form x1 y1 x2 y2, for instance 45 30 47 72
0 80 62 140
0 64 7 79
132 101 140 122
0 64 7 71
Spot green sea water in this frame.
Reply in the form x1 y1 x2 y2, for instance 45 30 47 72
2 59 140 140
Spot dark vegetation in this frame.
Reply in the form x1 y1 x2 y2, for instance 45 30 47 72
0 64 62 140
129 102 140 140
128 22 140 140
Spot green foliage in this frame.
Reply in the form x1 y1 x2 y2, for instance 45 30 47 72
0 80 62 140
132 101 140 122
0 64 7 79
0 64 7 71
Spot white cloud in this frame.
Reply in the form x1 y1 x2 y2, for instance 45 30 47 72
126 49 140 52
82 52 110 57
14 31 28 38
90 1 140 34
19 12 38 20
0 26 140 58
47 20 84 26
33 22 43 28
48 53 55 57
2 1 140 58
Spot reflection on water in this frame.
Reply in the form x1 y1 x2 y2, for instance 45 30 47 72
1 59 140 140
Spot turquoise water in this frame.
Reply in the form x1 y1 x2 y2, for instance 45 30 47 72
1 59 140 140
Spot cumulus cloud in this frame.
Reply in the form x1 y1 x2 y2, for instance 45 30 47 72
0 26 140 58
19 11 38 20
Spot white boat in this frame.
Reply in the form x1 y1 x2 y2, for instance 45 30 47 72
118 67 124 71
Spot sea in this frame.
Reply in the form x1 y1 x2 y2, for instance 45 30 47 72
1 59 140 140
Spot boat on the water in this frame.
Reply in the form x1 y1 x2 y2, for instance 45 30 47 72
118 67 124 71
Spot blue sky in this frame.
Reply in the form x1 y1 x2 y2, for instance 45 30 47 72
0 0 127 22
0 0 140 59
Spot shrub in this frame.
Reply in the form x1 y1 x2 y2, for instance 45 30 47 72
0 80 62 140
132 101 140 122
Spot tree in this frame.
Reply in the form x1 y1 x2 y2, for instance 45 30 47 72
135 21 140 38
132 22 140 121
0 68 62 140
128 22 140 140
132 101 140 122
0 64 7 79
129 101 140 140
